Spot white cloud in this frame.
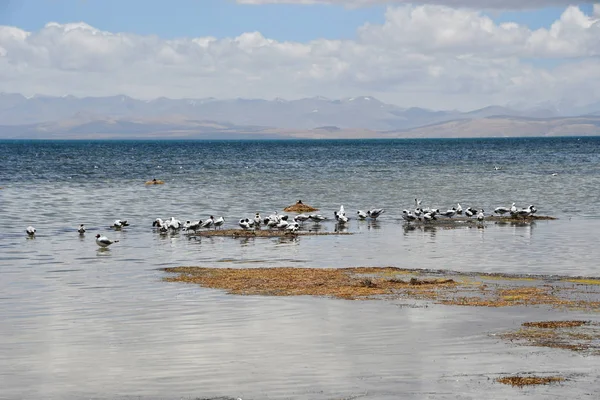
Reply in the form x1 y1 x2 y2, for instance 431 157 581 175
0 5 599 110
236 0 596 10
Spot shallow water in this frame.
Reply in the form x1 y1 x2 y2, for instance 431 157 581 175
1 138 600 399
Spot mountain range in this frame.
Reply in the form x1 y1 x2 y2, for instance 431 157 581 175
1 93 600 139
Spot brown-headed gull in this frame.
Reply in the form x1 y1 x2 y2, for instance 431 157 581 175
367 209 385 219
78 224 86 234
95 234 119 248
213 216 225 230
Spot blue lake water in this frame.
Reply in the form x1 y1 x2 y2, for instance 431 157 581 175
1 137 600 399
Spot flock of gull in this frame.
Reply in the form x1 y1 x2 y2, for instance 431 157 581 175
400 199 537 223
23 201 536 248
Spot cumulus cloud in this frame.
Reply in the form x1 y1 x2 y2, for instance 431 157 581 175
236 0 596 10
0 5 599 110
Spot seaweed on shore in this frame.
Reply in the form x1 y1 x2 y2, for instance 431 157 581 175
161 266 600 311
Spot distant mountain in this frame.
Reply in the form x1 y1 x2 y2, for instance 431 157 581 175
1 114 600 140
0 93 599 139
385 116 600 138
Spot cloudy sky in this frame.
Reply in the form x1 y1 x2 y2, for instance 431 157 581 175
0 0 598 110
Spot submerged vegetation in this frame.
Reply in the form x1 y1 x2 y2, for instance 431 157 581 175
499 320 600 354
496 375 565 387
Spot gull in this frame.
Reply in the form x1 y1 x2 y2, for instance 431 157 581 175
356 210 368 220
494 166 501 171
334 211 349 224
338 205 346 217
367 209 385 219
402 210 417 222
213 216 225 230
516 206 533 218
423 212 436 222
309 214 326 223
239 218 253 230
510 202 517 214
167 217 182 230
494 206 510 216
477 209 485 221
294 214 310 224
276 219 289 229
254 213 262 227
201 216 214 229
441 208 457 218
113 219 129 229
95 234 119 248
184 220 202 233
78 224 86 234
266 218 279 228
456 203 463 215
152 218 164 228
286 222 300 233
465 209 475 218
26 226 36 236
415 198 422 207
414 208 423 218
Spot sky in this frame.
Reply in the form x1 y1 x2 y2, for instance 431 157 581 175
0 0 599 110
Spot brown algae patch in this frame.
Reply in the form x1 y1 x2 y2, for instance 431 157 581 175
193 229 352 237
162 267 600 311
283 200 319 213
496 375 565 387
499 320 600 354
162 267 457 300
564 278 600 285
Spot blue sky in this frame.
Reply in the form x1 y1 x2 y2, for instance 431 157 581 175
0 0 595 41
0 1 598 109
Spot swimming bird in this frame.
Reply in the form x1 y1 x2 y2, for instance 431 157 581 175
276 219 289 229
26 226 36 236
78 224 86 234
465 209 475 218
367 209 385 219
356 210 368 220
213 216 225 230
152 218 164 228
456 203 463 215
167 217 182 231
414 208 423 218
113 219 129 229
95 234 118 248
510 202 517 214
